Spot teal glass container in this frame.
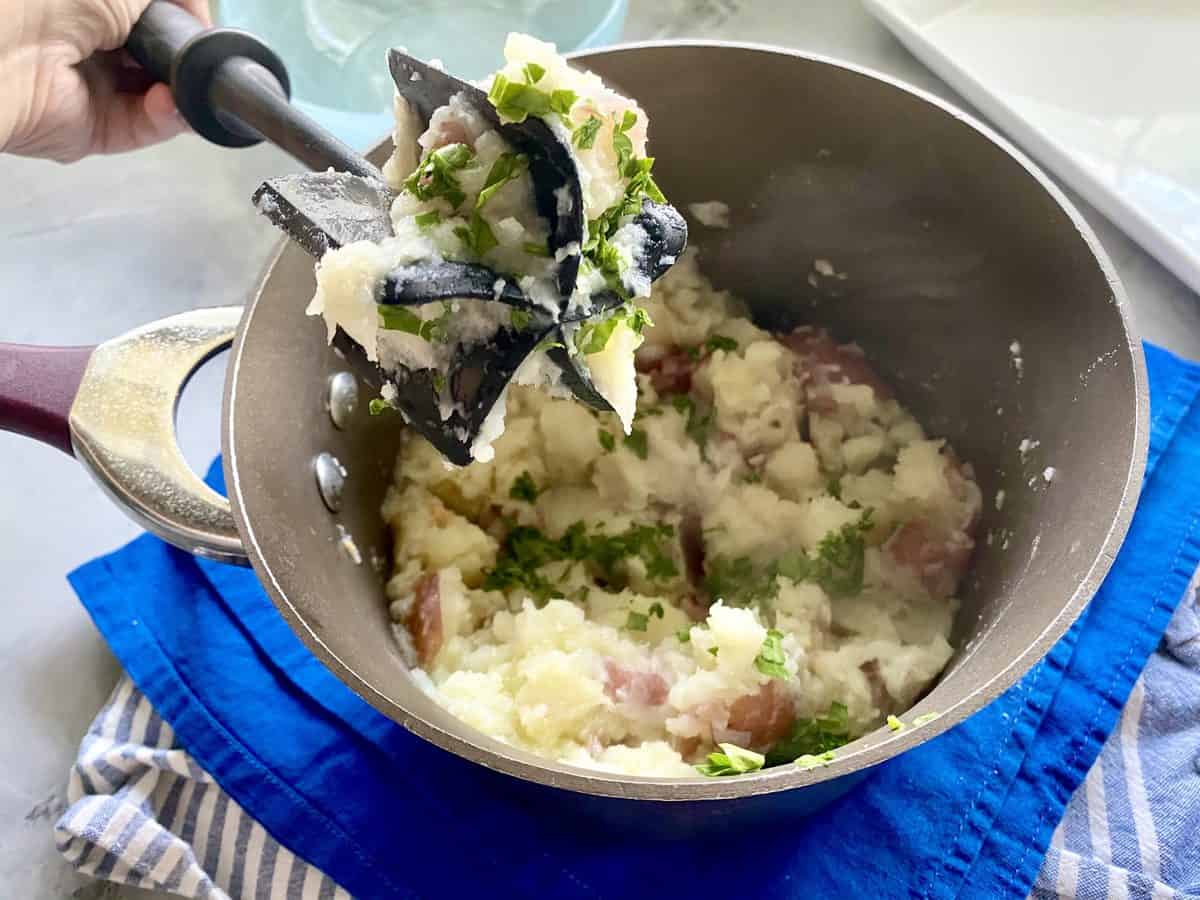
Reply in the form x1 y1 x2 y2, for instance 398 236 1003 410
214 0 629 150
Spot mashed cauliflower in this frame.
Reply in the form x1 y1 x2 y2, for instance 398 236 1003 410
383 251 982 777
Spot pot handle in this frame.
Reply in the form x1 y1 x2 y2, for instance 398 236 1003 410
0 344 95 454
67 307 249 565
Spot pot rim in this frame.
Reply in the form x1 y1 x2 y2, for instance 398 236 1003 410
223 39 1149 802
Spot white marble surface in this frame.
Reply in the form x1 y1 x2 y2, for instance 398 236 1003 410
1 1 1196 896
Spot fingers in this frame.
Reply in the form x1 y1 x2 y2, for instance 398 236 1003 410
103 82 190 153
174 0 214 27
82 55 188 155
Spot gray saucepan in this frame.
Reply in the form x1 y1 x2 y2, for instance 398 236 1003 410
0 42 1147 832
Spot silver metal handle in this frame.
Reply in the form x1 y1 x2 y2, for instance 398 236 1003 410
70 307 248 565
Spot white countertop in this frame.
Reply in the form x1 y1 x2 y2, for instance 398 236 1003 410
2 1 1197 896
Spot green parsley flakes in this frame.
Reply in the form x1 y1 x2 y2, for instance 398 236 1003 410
481 521 677 602
509 471 539 503
886 715 905 731
368 397 393 416
510 308 532 331
794 751 837 770
487 73 576 123
695 743 764 777
572 115 602 149
623 427 648 460
523 241 550 257
598 429 616 452
754 629 790 680
575 307 653 356
402 143 473 210
377 303 450 342
676 626 692 643
611 109 637 172
477 153 529 208
625 610 649 632
414 209 442 230
765 701 851 767
706 335 738 353
533 337 566 354
454 210 499 257
705 510 875 607
575 315 623 355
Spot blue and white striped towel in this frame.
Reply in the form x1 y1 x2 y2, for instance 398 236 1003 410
56 676 350 899
57 574 1200 900
1031 574 1200 900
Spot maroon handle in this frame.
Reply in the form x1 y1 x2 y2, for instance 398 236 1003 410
0 344 95 455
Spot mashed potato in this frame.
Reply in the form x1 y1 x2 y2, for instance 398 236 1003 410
308 33 667 456
381 251 982 777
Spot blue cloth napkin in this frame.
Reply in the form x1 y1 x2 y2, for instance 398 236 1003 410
68 343 1200 900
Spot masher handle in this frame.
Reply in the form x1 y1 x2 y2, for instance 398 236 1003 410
125 1 383 180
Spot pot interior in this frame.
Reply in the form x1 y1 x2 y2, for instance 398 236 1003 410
224 43 1146 801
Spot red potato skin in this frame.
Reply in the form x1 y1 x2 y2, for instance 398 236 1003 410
727 680 796 751
885 518 975 600
603 660 669 707
635 346 697 395
405 573 443 667
421 118 472 152
783 326 895 403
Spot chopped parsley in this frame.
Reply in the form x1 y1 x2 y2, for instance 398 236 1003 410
509 471 539 503
696 743 764 777
368 397 393 416
611 109 637 173
827 477 843 500
625 610 649 632
708 646 719 657
377 302 451 342
477 153 529 208
598 429 616 452
704 510 875 606
754 629 790 679
402 143 474 210
669 394 714 455
574 306 651 356
648 601 665 619
706 335 738 353
676 626 692 643
487 73 576 123
580 117 666 298
703 555 776 608
765 702 850 767
623 427 649 460
575 314 624 355
572 115 602 149
795 751 838 770
454 210 498 257
886 715 905 731
522 241 550 257
481 521 678 602
533 337 566 354
414 209 442 230
510 308 532 331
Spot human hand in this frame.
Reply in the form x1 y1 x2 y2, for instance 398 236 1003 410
0 0 210 162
